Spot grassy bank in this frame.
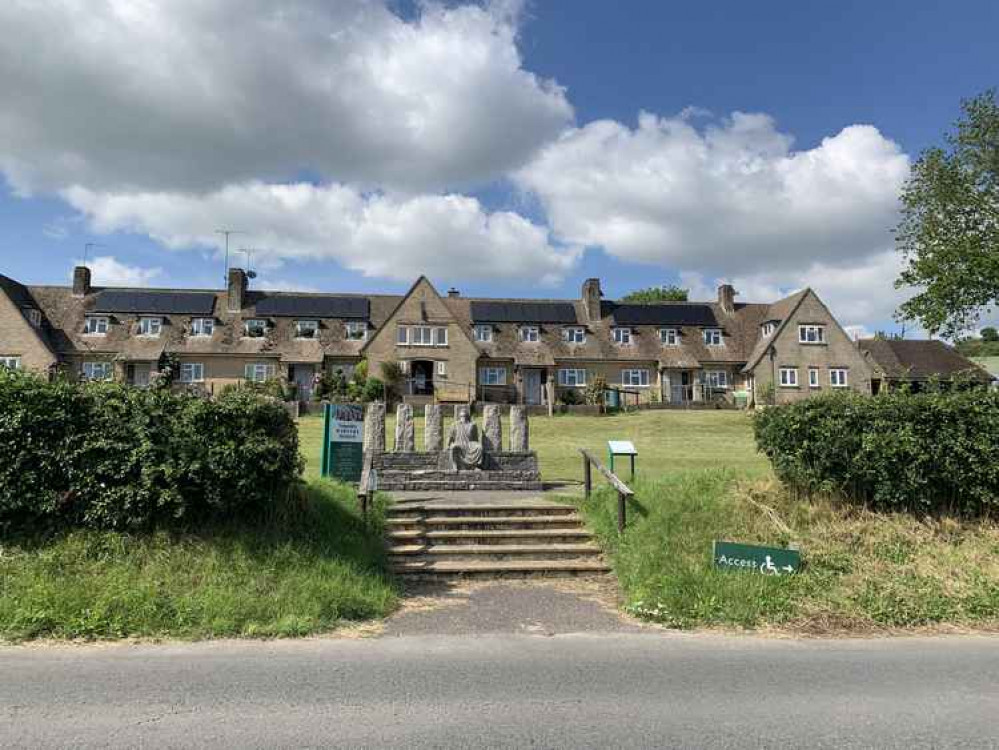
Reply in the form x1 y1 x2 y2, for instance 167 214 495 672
0 481 397 642
578 473 999 631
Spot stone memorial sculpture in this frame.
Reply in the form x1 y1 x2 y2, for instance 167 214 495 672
447 406 484 470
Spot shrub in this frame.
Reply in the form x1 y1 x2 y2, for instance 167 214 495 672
0 369 302 532
585 376 607 406
754 390 999 516
559 387 583 406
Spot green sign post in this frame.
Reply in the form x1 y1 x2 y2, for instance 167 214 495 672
713 541 801 576
320 403 365 483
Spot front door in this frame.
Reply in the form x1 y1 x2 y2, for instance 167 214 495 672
523 369 542 405
129 363 151 388
291 365 315 401
411 360 434 395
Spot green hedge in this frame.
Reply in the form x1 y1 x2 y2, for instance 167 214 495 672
0 369 302 532
753 390 999 516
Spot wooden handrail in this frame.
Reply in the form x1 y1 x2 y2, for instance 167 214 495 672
357 451 375 521
580 448 634 532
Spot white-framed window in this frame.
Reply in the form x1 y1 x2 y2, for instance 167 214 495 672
244 362 276 382
519 325 540 342
479 367 507 386
138 317 162 337
295 320 319 339
830 368 849 388
0 356 21 370
345 321 367 341
179 362 204 383
84 316 109 335
705 370 729 389
436 361 447 377
703 328 723 346
435 327 448 346
779 367 799 387
191 318 214 337
562 326 586 344
397 326 409 345
399 326 447 346
558 368 587 387
473 325 493 343
26 309 42 327
621 369 650 387
808 367 820 388
82 361 112 381
659 328 679 346
612 327 632 345
798 325 826 344
244 319 267 338
761 321 777 338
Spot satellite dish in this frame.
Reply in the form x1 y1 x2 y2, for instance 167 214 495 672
247 270 258 279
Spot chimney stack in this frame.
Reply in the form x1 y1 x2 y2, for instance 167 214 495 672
227 267 248 312
718 283 736 314
72 265 91 298
447 287 460 298
581 278 602 322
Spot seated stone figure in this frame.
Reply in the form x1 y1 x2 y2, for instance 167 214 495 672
447 407 484 470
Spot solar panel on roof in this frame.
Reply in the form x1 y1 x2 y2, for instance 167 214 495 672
254 295 369 318
610 303 718 327
93 290 216 315
470 301 577 323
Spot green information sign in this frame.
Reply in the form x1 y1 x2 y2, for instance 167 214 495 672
320 403 365 483
713 541 801 576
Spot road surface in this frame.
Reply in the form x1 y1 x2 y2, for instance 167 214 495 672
3 633 998 748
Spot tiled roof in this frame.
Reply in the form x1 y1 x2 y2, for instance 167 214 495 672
859 339 992 382
742 289 810 372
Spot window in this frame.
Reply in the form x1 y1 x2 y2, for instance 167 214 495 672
519 325 540 342
26 309 42 327
798 325 826 344
705 370 729 389
659 328 679 346
479 367 507 386
779 367 799 387
296 320 319 339
435 327 448 347
191 318 214 337
612 327 631 345
0 356 21 370
830 368 849 387
436 361 447 377
474 325 493 343
808 367 820 388
703 328 723 346
138 317 162 337
558 368 587 387
346 321 367 341
761 321 777 338
397 326 409 345
244 362 276 382
84 316 109 335
82 361 112 381
179 362 204 383
244 319 267 338
562 327 586 344
621 369 650 387
398 326 447 346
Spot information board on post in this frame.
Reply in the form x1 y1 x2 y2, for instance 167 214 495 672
320 403 365 483
713 540 801 576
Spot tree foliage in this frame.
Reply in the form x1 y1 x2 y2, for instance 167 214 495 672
621 285 689 303
895 90 999 338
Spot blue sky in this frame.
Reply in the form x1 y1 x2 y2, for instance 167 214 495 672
0 0 995 334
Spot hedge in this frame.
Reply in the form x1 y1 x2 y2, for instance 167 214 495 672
753 390 999 516
0 369 302 532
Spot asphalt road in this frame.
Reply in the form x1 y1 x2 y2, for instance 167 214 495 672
3 633 998 749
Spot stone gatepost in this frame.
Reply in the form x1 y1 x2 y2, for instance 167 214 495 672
395 403 415 452
363 401 386 453
425 404 444 452
483 404 502 453
510 405 529 452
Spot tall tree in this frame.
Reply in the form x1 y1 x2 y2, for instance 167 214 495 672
622 285 689 303
895 90 999 338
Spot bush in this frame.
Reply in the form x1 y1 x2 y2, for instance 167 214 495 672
0 369 302 532
754 390 999 516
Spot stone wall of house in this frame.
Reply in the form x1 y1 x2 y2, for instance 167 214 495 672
0 292 56 373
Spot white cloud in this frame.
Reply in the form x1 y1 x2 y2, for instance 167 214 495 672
516 111 910 277
65 182 581 285
0 0 571 195
74 255 163 287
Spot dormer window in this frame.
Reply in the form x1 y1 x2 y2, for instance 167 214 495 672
138 317 162 337
761 321 777 338
84 316 109 335
244 319 267 338
474 325 493 343
191 318 214 337
296 320 319 339
703 328 723 346
659 328 679 346
612 327 632 345
26 309 42 327
799 325 826 344
345 321 367 341
562 326 585 344
519 325 540 343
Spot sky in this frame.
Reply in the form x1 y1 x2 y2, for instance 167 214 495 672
0 0 996 337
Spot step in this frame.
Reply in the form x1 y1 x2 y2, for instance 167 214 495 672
387 503 577 518
390 559 612 578
387 528 594 544
385 514 585 531
389 543 602 561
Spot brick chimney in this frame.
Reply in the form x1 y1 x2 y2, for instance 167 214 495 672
581 278 602 322
717 283 736 314
72 265 91 298
227 267 248 312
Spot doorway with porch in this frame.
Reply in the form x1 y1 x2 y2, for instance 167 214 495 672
408 359 435 396
289 364 316 401
522 368 544 405
126 362 152 388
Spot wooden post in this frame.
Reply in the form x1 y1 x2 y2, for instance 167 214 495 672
583 457 592 498
630 454 635 482
617 491 626 533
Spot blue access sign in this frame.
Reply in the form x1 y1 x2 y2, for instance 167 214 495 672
713 541 801 576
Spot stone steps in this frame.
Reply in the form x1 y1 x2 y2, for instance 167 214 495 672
386 514 585 531
388 503 576 517
387 528 594 545
389 542 602 561
390 559 612 578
